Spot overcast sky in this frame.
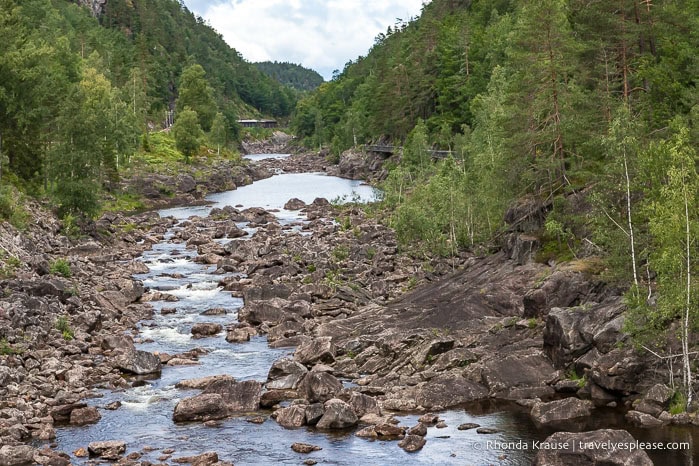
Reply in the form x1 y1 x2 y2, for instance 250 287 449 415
182 0 426 81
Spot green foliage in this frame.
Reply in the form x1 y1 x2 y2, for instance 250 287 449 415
0 185 29 229
171 108 203 163
0 338 19 356
55 316 74 341
209 112 228 156
255 61 324 91
176 64 216 131
332 245 350 262
49 258 72 278
0 251 21 278
669 391 688 415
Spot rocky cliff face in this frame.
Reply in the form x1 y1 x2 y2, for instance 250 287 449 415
74 0 107 17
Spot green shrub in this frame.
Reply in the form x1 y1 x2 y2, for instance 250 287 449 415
669 391 687 415
49 258 72 278
55 316 74 341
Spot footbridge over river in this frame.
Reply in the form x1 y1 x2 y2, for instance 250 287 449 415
365 144 453 159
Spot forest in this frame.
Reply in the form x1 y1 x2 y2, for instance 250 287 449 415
255 61 325 92
0 0 295 218
292 0 699 403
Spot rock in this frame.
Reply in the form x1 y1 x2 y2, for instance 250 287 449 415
316 399 358 429
415 374 487 409
200 308 227 316
634 384 674 417
87 441 126 458
115 349 162 375
202 379 262 412
532 429 653 465
266 358 308 390
294 337 336 366
476 427 501 434
290 443 321 454
457 423 480 431
176 375 236 390
398 435 426 452
284 198 307 210
625 410 665 428
243 284 292 302
298 372 343 403
374 424 406 439
408 423 428 436
226 327 254 343
69 406 101 426
260 389 298 408
173 394 229 422
50 403 87 423
480 352 555 399
435 421 448 428
171 451 219 465
0 445 36 466
418 413 440 424
347 392 380 418
275 405 307 428
105 401 122 410
304 403 325 425
530 398 594 426
191 322 223 338
239 302 287 326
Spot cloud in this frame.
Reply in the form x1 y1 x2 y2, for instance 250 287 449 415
184 0 426 80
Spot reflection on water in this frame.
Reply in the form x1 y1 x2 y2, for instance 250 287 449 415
243 153 291 161
159 172 379 221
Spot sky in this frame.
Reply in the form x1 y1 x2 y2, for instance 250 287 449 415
182 0 427 81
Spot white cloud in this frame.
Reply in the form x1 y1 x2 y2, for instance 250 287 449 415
184 0 426 80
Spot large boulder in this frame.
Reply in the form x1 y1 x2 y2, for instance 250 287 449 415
0 445 36 466
115 349 162 375
298 372 343 403
69 406 101 426
530 398 594 426
266 358 308 390
202 379 262 412
316 399 358 429
173 394 229 422
415 374 488 409
274 405 307 428
294 337 336 366
191 323 223 338
634 383 674 417
87 441 126 458
532 429 653 465
480 351 555 399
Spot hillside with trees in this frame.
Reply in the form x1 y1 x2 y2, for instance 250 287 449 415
0 0 295 218
255 61 324 91
293 0 699 407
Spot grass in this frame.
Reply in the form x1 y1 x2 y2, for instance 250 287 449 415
0 338 19 355
669 391 687 415
55 316 74 341
49 258 72 278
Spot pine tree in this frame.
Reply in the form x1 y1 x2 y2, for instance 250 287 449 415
172 107 203 163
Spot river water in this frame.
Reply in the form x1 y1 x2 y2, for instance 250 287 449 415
49 161 698 465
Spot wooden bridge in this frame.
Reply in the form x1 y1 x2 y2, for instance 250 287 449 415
365 145 453 159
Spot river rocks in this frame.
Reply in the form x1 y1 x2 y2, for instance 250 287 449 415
347 392 380 418
191 323 223 338
415 374 488 409
284 198 307 210
69 406 101 426
176 375 236 390
171 451 220 465
625 410 666 428
87 440 126 458
530 398 594 426
266 358 308 390
294 337 337 366
316 399 357 429
479 351 555 399
398 435 426 452
274 405 307 428
634 383 674 416
115 349 162 375
173 394 230 423
0 445 36 466
532 429 653 465
298 372 343 403
202 379 262 412
291 443 321 454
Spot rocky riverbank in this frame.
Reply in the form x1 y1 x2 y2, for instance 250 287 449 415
0 145 693 465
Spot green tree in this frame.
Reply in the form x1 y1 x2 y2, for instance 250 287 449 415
172 107 203 163
176 64 217 131
209 112 227 156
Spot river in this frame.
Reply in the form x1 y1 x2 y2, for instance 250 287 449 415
49 156 698 465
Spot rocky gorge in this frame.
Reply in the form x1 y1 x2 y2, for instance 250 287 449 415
0 145 696 465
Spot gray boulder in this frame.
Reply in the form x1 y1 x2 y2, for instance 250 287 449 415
115 349 162 375
298 372 343 403
294 337 336 366
202 379 262 412
87 441 126 458
266 358 308 390
530 398 594 426
0 445 36 466
316 399 358 429
173 394 229 422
